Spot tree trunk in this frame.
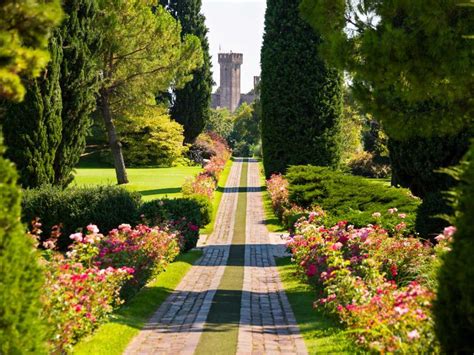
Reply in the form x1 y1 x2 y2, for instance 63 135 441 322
100 89 129 184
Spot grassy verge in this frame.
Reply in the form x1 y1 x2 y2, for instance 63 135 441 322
73 166 202 201
258 161 286 233
200 158 233 235
73 250 203 355
276 257 357 354
195 159 247 355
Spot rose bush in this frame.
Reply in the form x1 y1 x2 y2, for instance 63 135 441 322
37 222 180 353
286 211 452 352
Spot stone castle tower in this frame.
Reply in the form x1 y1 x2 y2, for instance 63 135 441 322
218 52 243 112
211 52 258 112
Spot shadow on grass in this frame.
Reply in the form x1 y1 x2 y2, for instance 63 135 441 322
138 187 182 196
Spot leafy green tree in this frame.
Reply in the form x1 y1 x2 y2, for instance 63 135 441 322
53 0 103 187
3 32 63 188
205 107 234 140
300 0 473 139
160 0 213 143
96 0 203 184
229 102 261 156
261 0 343 176
0 0 63 101
117 106 187 167
0 1 62 352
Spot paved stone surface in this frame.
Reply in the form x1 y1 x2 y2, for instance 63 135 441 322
237 159 307 355
124 159 243 355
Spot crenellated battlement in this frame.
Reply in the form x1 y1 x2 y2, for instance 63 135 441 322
218 52 243 64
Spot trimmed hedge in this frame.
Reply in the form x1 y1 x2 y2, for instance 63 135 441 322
139 195 211 252
22 185 141 250
139 195 212 227
286 165 420 231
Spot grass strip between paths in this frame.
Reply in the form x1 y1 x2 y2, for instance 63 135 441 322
195 159 248 355
275 257 358 354
201 158 234 235
73 250 203 355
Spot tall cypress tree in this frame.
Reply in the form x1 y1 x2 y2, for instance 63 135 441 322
160 0 212 144
260 0 343 177
53 0 102 187
3 32 63 188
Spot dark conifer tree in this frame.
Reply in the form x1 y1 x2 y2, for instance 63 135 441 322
260 0 343 176
53 0 103 187
3 32 63 188
160 0 213 143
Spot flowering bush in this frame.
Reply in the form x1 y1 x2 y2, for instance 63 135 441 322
37 222 180 352
182 174 216 199
266 173 290 220
286 210 450 352
183 133 231 202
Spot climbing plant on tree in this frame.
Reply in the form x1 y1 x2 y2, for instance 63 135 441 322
53 0 103 187
261 0 343 176
0 0 62 352
160 0 213 144
96 0 203 184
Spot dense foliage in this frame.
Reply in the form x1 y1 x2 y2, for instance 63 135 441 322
53 0 103 187
261 0 343 176
229 103 261 157
285 166 420 231
205 108 234 141
0 0 63 101
117 107 187 167
22 185 142 250
160 0 213 143
435 144 474 352
3 32 63 188
0 140 47 353
300 0 473 139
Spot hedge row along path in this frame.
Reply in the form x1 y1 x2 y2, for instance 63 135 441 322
124 158 307 354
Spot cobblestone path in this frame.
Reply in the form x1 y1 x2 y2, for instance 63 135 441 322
124 158 307 354
237 159 307 355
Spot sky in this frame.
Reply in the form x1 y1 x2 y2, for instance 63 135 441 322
202 0 266 93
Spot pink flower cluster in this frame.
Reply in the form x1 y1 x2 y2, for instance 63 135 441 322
286 213 451 352
183 134 230 200
42 223 180 352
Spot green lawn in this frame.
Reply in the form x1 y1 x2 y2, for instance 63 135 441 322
72 166 202 201
276 257 358 354
73 250 202 355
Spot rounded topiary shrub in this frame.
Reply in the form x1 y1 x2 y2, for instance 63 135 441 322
0 143 47 353
435 143 474 352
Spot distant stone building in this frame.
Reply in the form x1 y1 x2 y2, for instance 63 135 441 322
211 52 259 112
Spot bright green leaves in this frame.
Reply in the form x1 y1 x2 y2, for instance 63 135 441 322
0 0 63 102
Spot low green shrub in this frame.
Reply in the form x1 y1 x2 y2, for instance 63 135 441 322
139 195 212 228
22 185 141 250
139 195 212 251
286 165 420 231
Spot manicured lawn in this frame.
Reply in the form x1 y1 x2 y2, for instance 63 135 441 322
276 257 358 354
72 166 202 201
258 161 286 233
200 158 233 235
73 250 203 355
